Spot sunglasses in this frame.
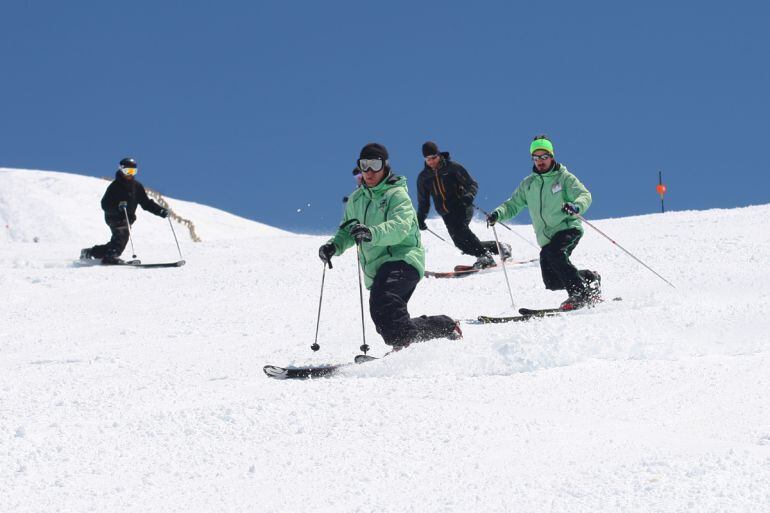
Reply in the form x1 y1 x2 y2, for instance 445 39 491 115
424 154 439 161
121 167 138 176
358 158 385 173
531 154 552 161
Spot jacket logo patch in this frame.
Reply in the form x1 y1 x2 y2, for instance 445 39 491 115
379 199 387 211
551 182 562 194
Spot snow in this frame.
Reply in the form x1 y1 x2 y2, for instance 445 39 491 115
2 167 769 513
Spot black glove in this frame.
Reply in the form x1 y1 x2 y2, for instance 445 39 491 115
418 219 427 231
486 211 499 227
461 193 474 206
118 201 128 211
350 224 373 244
562 202 579 216
159 208 169 218
319 243 336 266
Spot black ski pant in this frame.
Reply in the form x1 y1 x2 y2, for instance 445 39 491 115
369 261 456 347
91 223 131 259
442 206 500 258
539 228 592 296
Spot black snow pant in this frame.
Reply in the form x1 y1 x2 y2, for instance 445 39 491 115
539 228 594 296
91 223 131 259
369 261 456 347
442 206 500 258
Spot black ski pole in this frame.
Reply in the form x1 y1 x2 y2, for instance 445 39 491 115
576 213 676 289
166 216 185 262
311 262 331 352
355 243 369 354
122 205 137 259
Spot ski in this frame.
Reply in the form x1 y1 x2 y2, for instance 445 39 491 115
132 260 186 268
476 311 562 324
264 353 377 380
477 297 623 324
74 259 141 267
425 258 538 279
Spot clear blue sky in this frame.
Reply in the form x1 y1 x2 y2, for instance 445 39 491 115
1 0 768 233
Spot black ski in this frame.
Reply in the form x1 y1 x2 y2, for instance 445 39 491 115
264 353 377 380
74 259 141 267
477 297 623 324
476 311 562 324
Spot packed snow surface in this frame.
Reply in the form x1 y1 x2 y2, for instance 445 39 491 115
2 167 769 513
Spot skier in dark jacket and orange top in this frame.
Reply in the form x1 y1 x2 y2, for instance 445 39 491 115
81 157 168 264
416 141 510 269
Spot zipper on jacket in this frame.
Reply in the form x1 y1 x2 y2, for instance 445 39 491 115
537 175 552 241
433 169 448 213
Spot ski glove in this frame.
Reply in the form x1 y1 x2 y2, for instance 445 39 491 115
118 201 128 211
461 193 475 206
318 243 336 266
349 224 373 244
486 211 498 227
418 219 428 231
562 202 580 216
159 208 169 218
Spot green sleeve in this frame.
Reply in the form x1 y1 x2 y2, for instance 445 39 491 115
368 189 415 246
564 173 592 214
494 180 528 222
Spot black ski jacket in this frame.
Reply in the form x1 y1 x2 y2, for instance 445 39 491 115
101 171 165 226
416 152 479 222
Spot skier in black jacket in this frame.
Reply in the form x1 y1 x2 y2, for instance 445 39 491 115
81 157 168 264
416 141 510 268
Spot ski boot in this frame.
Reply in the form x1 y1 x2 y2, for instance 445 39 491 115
447 321 464 340
79 248 94 260
498 242 512 261
473 252 496 270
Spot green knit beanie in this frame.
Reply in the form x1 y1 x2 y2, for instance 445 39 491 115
530 137 554 156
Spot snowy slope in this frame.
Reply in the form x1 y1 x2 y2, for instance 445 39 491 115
2 168 769 513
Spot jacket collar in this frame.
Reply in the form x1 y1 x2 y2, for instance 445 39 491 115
531 161 561 177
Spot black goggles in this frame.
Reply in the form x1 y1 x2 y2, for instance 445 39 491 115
358 158 385 173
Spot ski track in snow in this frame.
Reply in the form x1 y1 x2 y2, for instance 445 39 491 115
2 168 770 513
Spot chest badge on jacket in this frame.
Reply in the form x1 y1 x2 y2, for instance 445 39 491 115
551 182 562 194
378 199 388 212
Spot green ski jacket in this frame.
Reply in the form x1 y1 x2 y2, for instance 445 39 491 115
329 173 424 289
493 163 592 247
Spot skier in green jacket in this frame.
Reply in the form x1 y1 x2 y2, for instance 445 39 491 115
319 143 460 347
486 135 601 310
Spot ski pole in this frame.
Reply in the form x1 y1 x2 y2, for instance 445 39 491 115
474 204 539 250
576 213 676 289
167 216 184 261
492 224 516 310
122 206 137 259
426 227 447 242
355 244 369 355
310 262 330 352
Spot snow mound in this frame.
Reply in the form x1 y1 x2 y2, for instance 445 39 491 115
0 167 290 244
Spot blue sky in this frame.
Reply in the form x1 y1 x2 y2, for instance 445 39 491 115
1 0 768 233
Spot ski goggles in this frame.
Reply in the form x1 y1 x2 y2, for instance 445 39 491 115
424 154 440 162
531 154 552 161
121 167 138 176
357 158 385 173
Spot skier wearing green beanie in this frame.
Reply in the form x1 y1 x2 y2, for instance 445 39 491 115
486 135 602 310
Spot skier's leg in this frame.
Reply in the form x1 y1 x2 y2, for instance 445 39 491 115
442 207 487 257
369 261 420 347
104 224 130 259
539 228 584 295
